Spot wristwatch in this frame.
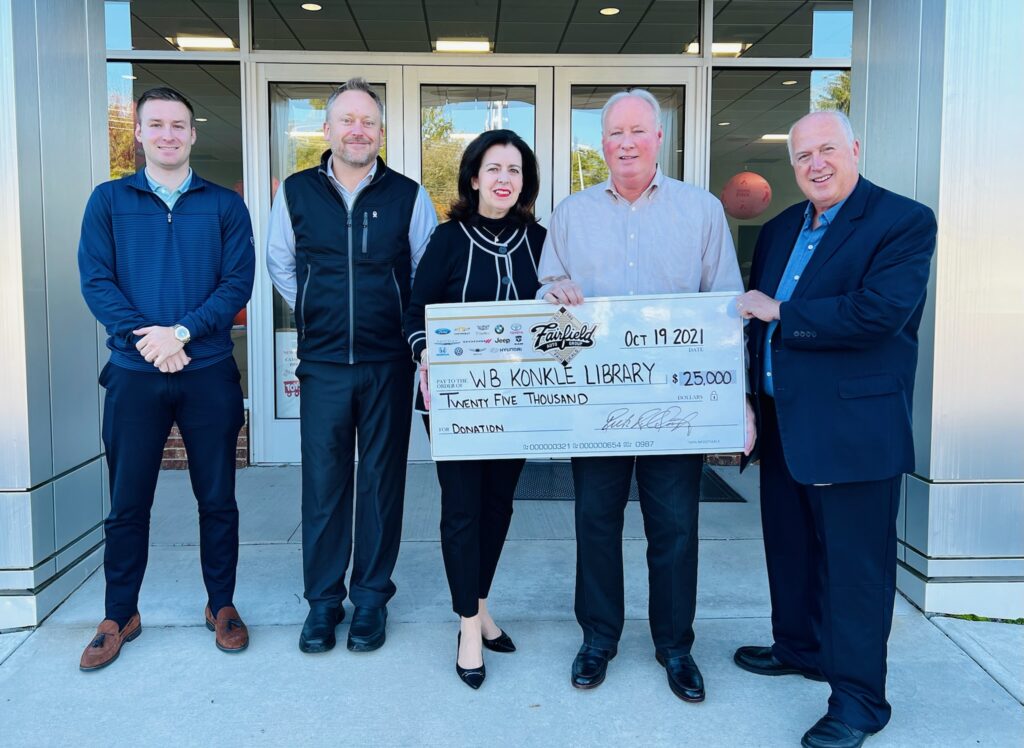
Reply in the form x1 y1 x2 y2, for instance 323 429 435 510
172 324 191 345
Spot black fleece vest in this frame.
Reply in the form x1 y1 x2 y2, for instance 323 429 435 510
285 154 419 364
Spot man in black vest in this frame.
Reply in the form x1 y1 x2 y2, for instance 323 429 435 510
267 78 437 653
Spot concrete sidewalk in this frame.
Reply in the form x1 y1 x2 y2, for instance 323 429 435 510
1 465 1021 746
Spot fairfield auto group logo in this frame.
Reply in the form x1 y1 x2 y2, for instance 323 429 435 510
530 307 597 366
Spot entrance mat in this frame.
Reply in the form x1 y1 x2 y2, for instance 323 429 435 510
513 461 745 503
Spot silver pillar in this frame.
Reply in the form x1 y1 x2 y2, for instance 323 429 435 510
0 0 109 628
852 0 1024 618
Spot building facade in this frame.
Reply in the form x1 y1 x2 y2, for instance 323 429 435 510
0 0 1020 628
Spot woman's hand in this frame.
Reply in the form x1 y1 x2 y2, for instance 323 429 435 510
418 350 431 411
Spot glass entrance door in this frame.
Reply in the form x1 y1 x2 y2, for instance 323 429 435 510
403 67 554 222
249 64 403 464
553 67 700 200
249 63 698 464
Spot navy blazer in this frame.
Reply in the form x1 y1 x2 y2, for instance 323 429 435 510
746 176 936 485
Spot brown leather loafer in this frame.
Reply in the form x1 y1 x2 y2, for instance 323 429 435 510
79 614 141 671
205 605 249 652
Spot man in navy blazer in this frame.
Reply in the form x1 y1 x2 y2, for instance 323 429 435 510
733 111 936 748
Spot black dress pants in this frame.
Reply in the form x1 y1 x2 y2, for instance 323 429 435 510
422 417 523 617
102 357 244 622
298 359 412 609
572 454 703 658
759 395 901 734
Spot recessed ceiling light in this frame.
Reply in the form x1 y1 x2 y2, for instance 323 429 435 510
599 7 620 15
122 74 137 80
717 121 731 126
166 35 235 50
301 3 322 10
195 117 208 122
782 80 798 86
435 38 491 53
760 134 789 142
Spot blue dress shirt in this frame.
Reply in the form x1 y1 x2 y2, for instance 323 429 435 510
763 197 848 396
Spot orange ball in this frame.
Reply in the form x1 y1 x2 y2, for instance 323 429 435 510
721 171 772 220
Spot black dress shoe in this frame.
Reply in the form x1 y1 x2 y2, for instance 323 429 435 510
734 645 826 681
347 606 387 652
655 652 705 703
482 630 516 653
456 632 486 689
299 604 344 653
571 644 615 689
801 715 871 748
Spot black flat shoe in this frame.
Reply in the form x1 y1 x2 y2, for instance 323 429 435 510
482 630 516 653
801 715 872 748
347 606 387 652
299 604 344 653
734 644 826 681
571 644 615 689
656 652 706 703
456 632 485 689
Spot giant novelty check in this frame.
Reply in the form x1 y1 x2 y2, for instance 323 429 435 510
425 293 746 461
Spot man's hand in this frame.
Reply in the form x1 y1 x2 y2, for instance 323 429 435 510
736 291 781 322
744 398 757 456
418 350 431 411
134 326 184 365
157 349 191 374
543 279 585 306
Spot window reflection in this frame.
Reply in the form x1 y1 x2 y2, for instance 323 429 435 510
712 0 852 59
709 69 850 281
250 0 699 54
419 85 536 219
104 0 239 52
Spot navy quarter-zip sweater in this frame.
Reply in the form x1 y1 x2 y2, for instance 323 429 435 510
78 170 255 372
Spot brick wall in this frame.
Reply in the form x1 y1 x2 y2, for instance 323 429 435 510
161 409 249 470
706 453 742 467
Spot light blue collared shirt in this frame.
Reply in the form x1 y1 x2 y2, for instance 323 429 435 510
763 197 848 396
145 168 193 210
325 156 378 210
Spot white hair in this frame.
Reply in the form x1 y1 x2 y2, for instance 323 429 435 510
787 110 856 163
601 88 662 133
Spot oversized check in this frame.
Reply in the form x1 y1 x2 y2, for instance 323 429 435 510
425 292 746 461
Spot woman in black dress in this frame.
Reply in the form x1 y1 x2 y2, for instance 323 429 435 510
404 129 545 689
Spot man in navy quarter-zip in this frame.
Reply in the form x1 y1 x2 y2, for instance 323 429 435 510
77 87 255 670
266 78 437 654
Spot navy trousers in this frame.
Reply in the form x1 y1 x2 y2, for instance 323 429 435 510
571 454 703 658
297 359 412 609
759 395 901 733
101 357 244 623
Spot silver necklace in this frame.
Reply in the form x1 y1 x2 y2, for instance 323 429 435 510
477 224 507 244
